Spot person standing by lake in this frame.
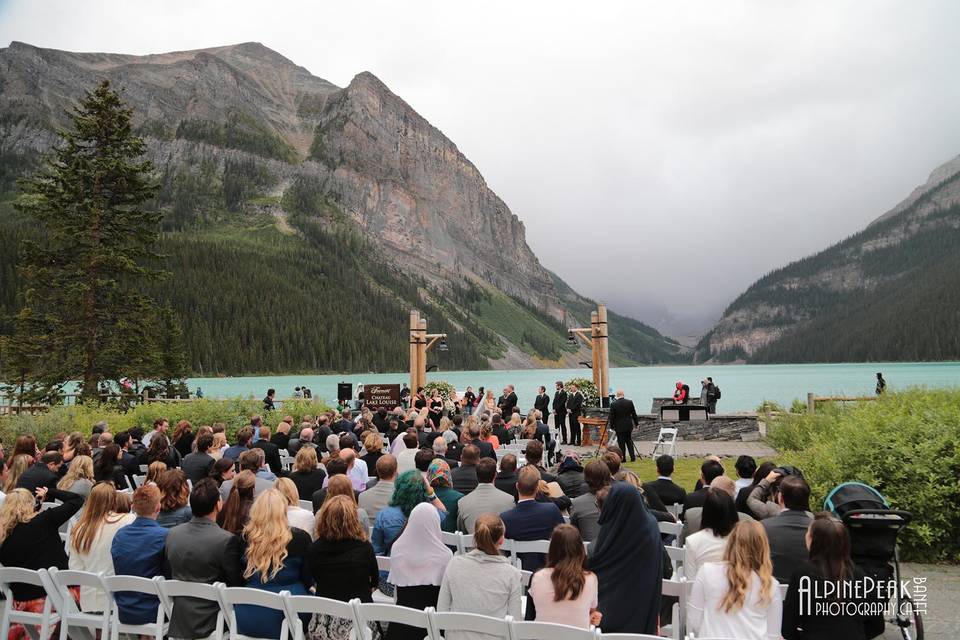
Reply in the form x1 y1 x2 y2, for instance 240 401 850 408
566 384 584 446
534 386 550 426
263 388 276 412
553 381 568 445
876 372 886 395
706 377 720 414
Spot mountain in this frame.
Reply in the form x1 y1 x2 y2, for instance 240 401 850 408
0 41 686 374
698 155 960 363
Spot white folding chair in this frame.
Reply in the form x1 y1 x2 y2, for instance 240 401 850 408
298 500 313 513
440 531 463 554
504 539 550 569
779 583 789 600
0 567 61 640
512 620 597 640
217 585 291 640
430 611 513 639
651 427 678 457
658 521 683 538
372 556 395 604
659 576 690 640
598 634 661 639
458 532 475 553
282 594 364 640
133 475 146 487
102 574 170 640
666 503 682 518
353 602 436 640
665 545 685 578
520 570 532 589
139 464 149 473
45 568 111 640
156 579 226 640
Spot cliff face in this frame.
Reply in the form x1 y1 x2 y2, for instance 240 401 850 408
0 40 685 368
700 154 960 362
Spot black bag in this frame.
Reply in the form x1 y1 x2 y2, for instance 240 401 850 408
714 386 721 399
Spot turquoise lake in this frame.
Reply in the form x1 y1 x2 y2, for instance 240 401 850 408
185 361 960 413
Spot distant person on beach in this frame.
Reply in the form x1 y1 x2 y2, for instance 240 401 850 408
195 387 203 399
875 372 886 395
699 380 709 406
673 381 688 404
263 389 276 412
706 377 720 413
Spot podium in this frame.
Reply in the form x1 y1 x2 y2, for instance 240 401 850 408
578 416 609 447
659 404 709 421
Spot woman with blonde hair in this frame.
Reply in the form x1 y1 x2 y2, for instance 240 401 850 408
3 454 33 493
156 469 192 528
57 455 95 498
479 422 500 450
360 430 385 472
437 513 522 636
218 470 256 534
68 483 136 612
275 477 315 537
307 495 379 640
507 412 523 439
235 489 313 638
688 520 781 640
209 432 228 460
290 446 326 500
145 460 167 485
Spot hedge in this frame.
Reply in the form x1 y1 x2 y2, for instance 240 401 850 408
767 388 960 562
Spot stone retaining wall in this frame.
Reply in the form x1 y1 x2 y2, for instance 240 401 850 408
632 414 760 442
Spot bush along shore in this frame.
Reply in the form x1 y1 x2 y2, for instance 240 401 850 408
767 387 960 562
0 397 331 446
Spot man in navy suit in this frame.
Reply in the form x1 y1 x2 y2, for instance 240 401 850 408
500 465 564 620
467 423 496 461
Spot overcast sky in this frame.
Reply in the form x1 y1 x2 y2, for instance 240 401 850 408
3 0 959 331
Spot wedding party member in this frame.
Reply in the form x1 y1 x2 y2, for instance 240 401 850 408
688 520 781 640
235 490 313 638
552 381 569 444
67 483 136 612
386 502 454 640
566 383 584 446
534 385 551 425
437 514 523 639
529 524 601 629
307 496 379 640
588 483 662 634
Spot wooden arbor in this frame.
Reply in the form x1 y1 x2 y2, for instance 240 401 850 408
409 310 447 392
568 303 610 402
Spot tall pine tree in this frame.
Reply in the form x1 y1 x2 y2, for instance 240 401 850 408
10 80 172 401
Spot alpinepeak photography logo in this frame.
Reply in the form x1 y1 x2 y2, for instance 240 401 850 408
798 575 927 617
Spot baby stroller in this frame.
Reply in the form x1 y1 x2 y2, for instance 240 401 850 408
824 482 923 640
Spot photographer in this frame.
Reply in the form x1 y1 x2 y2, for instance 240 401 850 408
747 466 802 520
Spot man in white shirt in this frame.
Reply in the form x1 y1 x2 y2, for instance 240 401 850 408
141 417 168 448
395 432 420 475
734 455 756 494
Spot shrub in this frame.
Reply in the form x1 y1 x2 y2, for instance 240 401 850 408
0 397 330 446
767 388 960 562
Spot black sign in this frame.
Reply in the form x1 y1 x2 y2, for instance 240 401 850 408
365 384 401 410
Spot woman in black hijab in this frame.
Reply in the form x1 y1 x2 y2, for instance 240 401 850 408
588 482 663 634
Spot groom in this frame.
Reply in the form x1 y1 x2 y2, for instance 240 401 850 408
498 385 518 419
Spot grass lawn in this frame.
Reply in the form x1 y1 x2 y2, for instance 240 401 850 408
623 457 780 493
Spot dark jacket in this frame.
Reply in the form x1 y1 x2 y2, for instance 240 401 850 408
166 517 244 639
270 432 290 451
492 425 513 447
681 487 709 519
308 538 379 603
451 463 479 495
556 467 587 499
534 393 550 418
253 439 283 477
782 562 869 640
607 397 638 433
290 468 327 501
111 516 170 624
762 509 814 583
500 500 565 572
16 463 59 493
643 478 686 506
553 389 568 415
494 470 520 501
498 392 518 418
181 452 216 485
566 391 584 416
0 489 83 600
469 438 497 461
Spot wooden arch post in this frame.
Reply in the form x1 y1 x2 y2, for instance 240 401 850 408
569 303 610 404
409 310 447 392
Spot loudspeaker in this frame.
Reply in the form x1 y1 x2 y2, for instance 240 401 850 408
337 382 353 402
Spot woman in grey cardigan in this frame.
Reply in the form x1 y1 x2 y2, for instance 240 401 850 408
437 514 522 639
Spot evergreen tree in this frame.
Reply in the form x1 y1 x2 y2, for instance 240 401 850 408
152 304 190 398
9 80 169 401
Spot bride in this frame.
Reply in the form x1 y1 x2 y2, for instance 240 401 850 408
478 389 497 416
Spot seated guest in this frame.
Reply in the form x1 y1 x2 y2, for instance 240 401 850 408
437 514 522 627
223 427 253 462
145 460 167 485
57 455 95 499
747 468 790 520
67 482 135 612
93 444 128 488
111 484 169 624
782 513 870 640
688 520 781 640
761 475 814 583
466 423 496 461
308 496 379 640
427 459 463 533
684 488 740 580
480 423 500 450
683 475 754 537
338 448 367 492
692 455 723 491
588 482 662 635
209 458 234 487
181 434 216 485
234 490 313 639
166 478 244 639
275 477 315 538
220 449 275 500
140 434 181 469
736 461 777 519
451 444 481 494
361 431 386 473
431 437 459 469
156 469 193 528
491 414 513 447
386 502 454 640
289 446 326 501
555 452 586 499
570 459 611 542
311 458 356 511
500 466 564 573
326 475 370 528
456 458 514 534
372 470 446 555
252 426 283 477
522 441 556 483
395 432 420 475
682 459 725 519
734 455 757 494
286 427 315 456
270 421 292 451
414 448 435 478
359 455 397 521
494 453 520 501
210 432 228 460
530 524 601 629
218 470 256 535
643 454 686 506
16 451 62 493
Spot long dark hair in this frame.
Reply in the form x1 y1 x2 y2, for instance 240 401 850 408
146 434 171 465
93 444 121 482
808 512 854 582
702 488 739 537
218 470 256 534
543 524 589 601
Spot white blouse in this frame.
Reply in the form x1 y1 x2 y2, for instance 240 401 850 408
688 562 782 640
683 528 727 580
68 512 136 612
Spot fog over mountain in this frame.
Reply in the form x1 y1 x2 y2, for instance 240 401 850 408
2 0 959 332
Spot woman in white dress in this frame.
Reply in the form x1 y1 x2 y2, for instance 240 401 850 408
478 390 497 416
687 520 782 640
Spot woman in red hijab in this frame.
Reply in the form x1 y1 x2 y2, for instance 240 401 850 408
673 381 688 404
